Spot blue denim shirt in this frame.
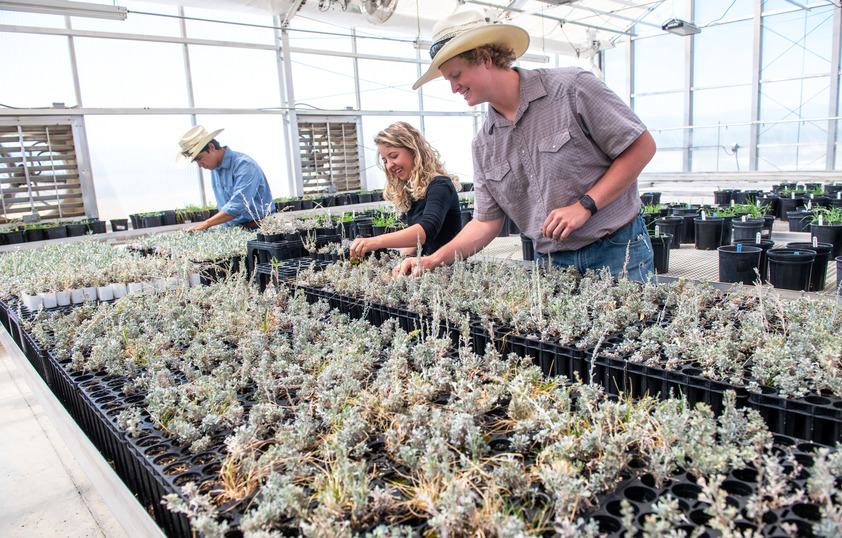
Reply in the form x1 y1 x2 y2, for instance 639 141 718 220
211 147 274 226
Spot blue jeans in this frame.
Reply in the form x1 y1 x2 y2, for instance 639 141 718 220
537 215 654 282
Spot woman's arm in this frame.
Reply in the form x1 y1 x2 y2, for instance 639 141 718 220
349 223 426 259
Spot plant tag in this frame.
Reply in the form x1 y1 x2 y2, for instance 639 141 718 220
736 243 742 252
701 211 706 220
654 225 660 237
810 193 815 199
742 215 747 221
755 232 761 243
819 215 824 226
808 201 812 210
731 199 735 206
792 192 796 199
837 192 841 199
813 236 818 248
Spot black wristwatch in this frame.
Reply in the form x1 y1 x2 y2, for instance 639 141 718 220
578 194 598 216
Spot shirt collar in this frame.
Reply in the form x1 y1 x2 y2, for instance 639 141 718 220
485 68 547 135
218 146 232 170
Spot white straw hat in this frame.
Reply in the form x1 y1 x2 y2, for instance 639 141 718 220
413 10 529 90
175 125 223 168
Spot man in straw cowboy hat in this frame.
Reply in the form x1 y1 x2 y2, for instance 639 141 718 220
176 125 274 231
398 10 656 282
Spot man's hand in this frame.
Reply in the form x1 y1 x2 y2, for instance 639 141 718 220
393 256 430 279
186 221 212 232
541 202 592 241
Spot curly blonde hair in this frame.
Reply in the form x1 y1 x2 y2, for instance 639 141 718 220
375 122 460 213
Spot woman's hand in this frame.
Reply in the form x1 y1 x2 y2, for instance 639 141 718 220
350 237 376 259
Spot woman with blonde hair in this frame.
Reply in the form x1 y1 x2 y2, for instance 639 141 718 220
350 122 462 258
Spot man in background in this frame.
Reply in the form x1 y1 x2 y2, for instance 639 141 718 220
176 125 274 230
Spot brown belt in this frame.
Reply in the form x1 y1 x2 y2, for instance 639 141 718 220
241 220 260 230
599 214 639 241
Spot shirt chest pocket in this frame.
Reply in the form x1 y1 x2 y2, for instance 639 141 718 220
537 129 578 181
538 129 571 153
484 159 526 206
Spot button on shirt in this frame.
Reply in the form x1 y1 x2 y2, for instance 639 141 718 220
211 147 274 226
472 67 647 253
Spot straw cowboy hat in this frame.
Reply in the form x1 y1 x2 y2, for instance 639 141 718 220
176 125 224 168
412 10 529 90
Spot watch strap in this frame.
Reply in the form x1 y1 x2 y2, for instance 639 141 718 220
578 194 598 216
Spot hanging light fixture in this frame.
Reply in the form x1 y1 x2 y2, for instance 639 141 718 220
661 18 701 36
0 0 127 20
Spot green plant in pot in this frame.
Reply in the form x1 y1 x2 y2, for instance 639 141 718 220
810 207 842 258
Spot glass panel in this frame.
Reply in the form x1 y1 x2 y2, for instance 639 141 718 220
74 38 188 107
286 17 352 53
796 144 826 170
0 33 77 107
355 27 419 59
0 10 67 28
762 7 834 80
633 35 684 94
759 78 830 145
189 45 280 108
194 114 290 200
85 115 200 220
290 54 356 110
695 0 754 23
691 146 749 172
757 144 827 171
691 123 751 155
423 116 475 186
634 93 684 148
762 0 804 12
643 149 683 173
694 20 753 87
692 86 752 147
183 6 275 45
358 59 421 111
72 1 181 37
604 39 629 105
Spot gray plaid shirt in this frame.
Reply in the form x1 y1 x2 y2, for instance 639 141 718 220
472 67 647 253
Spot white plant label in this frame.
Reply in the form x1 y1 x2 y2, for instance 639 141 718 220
756 232 762 243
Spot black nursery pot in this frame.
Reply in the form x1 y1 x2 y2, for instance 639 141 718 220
731 218 765 243
713 190 733 205
837 256 842 295
652 217 682 249
65 223 88 236
767 248 816 292
787 241 833 292
787 211 813 233
460 209 473 228
718 245 762 285
23 228 45 242
778 196 805 220
1 230 24 244
45 225 68 240
520 233 534 262
649 233 672 274
810 223 842 258
734 238 774 283
110 218 129 232
694 217 724 250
